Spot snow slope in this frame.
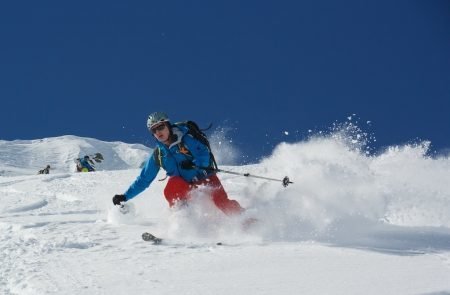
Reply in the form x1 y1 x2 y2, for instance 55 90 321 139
0 135 150 176
1 134 450 294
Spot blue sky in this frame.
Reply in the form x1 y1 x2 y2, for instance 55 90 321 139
1 1 449 163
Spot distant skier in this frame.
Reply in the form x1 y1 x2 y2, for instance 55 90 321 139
113 112 244 215
38 165 51 174
76 156 95 172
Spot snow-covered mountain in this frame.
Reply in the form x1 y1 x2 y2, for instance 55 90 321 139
0 135 150 176
1 134 450 294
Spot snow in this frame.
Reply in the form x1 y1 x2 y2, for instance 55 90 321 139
1 135 450 294
0 135 149 176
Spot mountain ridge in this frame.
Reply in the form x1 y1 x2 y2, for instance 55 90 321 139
0 135 151 176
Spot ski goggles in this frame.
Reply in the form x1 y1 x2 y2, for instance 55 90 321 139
150 123 167 134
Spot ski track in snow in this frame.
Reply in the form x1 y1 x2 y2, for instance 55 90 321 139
1 136 450 294
5 200 49 213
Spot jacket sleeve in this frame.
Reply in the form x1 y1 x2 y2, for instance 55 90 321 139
124 154 160 200
183 135 211 168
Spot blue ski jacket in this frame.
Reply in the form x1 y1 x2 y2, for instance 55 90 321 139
124 125 214 200
79 158 95 172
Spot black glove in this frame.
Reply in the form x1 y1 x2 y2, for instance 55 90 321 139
112 194 126 206
180 160 195 170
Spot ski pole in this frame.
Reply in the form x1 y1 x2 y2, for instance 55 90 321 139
200 167 293 187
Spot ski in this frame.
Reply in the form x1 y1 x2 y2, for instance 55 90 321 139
142 232 163 244
141 232 226 246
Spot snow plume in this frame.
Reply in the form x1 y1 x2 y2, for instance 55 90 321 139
234 137 386 241
230 126 450 250
209 125 240 165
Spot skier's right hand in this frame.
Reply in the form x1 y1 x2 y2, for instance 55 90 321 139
112 194 126 206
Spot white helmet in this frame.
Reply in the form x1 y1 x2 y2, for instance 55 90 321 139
147 112 170 129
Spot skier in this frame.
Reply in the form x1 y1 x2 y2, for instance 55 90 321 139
76 156 95 172
113 112 244 216
38 165 51 174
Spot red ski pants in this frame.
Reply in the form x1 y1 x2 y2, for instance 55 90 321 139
164 174 243 215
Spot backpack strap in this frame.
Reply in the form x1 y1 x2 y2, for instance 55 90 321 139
153 147 163 168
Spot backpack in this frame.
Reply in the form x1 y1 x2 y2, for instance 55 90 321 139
153 121 218 171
